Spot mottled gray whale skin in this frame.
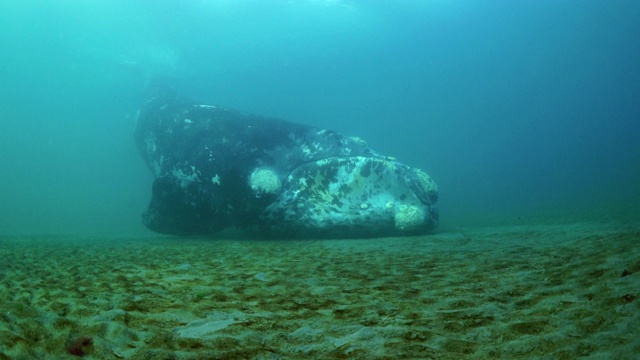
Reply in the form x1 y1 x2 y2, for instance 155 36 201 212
135 87 438 238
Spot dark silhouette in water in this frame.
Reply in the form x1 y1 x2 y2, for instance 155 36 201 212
135 85 438 238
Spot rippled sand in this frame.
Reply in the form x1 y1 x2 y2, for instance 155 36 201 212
1 219 639 359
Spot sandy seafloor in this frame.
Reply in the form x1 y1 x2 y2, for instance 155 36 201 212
1 219 639 359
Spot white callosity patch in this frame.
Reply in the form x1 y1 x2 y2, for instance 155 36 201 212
144 135 164 177
349 136 367 146
172 165 201 189
150 154 164 178
393 204 425 231
249 168 281 196
415 168 438 195
300 143 312 158
211 174 221 185
326 160 355 194
145 135 157 154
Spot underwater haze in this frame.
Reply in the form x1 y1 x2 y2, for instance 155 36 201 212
1 0 639 236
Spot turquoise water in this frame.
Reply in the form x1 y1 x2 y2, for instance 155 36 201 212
0 1 639 233
1 2 639 358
